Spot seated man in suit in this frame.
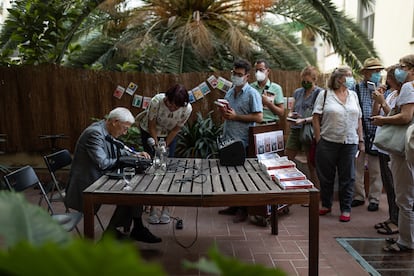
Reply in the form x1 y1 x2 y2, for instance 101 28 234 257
65 107 161 243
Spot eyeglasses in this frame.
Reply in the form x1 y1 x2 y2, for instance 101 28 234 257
231 70 246 78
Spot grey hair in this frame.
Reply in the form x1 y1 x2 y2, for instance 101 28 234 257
107 107 135 123
327 66 352 90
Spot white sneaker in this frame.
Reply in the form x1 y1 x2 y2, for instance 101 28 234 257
147 209 160 224
159 209 170 224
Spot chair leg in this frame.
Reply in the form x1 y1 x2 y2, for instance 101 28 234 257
96 214 105 231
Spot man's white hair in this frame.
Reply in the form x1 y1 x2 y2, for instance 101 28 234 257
107 107 135 123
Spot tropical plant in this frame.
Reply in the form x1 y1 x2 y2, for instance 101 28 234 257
0 0 376 72
0 191 287 275
91 116 143 151
176 111 222 158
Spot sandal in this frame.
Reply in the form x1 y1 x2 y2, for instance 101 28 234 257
383 241 412 252
374 219 392 229
377 222 399 235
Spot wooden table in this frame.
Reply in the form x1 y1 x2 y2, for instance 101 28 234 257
83 158 319 275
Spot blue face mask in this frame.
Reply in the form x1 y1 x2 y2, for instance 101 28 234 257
345 77 355 89
369 72 381 83
395 68 408 83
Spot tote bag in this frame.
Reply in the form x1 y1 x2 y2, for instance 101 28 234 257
373 108 413 156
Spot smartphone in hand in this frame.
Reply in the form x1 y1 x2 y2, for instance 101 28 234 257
367 81 376 91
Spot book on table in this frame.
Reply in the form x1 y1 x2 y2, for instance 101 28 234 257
277 179 314 190
259 156 296 170
267 167 306 182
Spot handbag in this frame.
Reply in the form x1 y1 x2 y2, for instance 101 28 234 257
373 108 413 156
405 124 414 164
299 107 314 144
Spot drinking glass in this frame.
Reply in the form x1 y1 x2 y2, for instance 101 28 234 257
122 167 135 191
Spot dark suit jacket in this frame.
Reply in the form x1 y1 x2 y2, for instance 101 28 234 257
65 120 119 211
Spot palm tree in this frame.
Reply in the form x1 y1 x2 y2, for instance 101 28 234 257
0 0 376 73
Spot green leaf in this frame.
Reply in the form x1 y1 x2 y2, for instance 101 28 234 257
0 238 166 276
0 191 70 248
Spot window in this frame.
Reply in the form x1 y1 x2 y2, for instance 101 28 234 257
359 1 375 40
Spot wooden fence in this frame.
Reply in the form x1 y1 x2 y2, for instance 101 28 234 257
0 64 327 153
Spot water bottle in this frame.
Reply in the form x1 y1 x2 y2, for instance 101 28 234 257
154 138 167 175
159 138 167 172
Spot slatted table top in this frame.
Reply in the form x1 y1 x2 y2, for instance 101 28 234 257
83 158 319 275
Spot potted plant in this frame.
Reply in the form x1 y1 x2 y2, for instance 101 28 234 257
176 111 223 158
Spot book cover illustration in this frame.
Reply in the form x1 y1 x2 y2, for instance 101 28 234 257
254 130 284 154
270 167 306 182
113 85 125 99
132 94 143 108
207 75 218 88
278 179 314 190
216 76 232 93
191 86 204 100
188 90 196 103
125 82 138 95
259 157 296 170
199 81 211 95
142 96 152 109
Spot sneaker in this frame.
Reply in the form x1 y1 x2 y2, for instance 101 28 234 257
130 227 162 243
147 209 160 224
159 209 170 224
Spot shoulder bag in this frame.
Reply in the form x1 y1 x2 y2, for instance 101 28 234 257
373 107 414 156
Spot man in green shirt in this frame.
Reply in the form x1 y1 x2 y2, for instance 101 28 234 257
250 59 285 123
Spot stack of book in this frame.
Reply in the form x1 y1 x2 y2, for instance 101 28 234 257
258 156 314 190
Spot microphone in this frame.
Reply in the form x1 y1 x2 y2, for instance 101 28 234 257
147 137 156 152
105 135 137 154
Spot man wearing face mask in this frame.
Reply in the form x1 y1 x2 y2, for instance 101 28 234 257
352 57 385 212
217 59 263 222
250 59 285 124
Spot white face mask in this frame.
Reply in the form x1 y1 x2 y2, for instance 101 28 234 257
231 75 245 87
255 71 266 82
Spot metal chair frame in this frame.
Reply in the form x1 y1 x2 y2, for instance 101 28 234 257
4 165 82 234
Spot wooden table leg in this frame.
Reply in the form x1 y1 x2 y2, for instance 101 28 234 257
83 194 95 239
308 190 320 276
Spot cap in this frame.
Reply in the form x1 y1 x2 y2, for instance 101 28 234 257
362 57 384 70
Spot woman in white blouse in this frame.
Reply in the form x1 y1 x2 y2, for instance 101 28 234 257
312 66 364 223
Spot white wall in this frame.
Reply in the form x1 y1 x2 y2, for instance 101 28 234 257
373 0 414 66
317 0 414 72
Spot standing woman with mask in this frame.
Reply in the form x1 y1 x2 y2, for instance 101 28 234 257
371 54 414 252
285 66 323 188
313 66 364 222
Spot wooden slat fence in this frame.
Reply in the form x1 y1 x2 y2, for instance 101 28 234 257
0 64 327 153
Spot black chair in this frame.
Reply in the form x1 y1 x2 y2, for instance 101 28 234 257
4 165 82 234
43 149 105 231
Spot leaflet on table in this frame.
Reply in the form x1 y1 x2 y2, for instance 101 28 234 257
278 179 314 190
259 156 296 171
267 167 306 182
